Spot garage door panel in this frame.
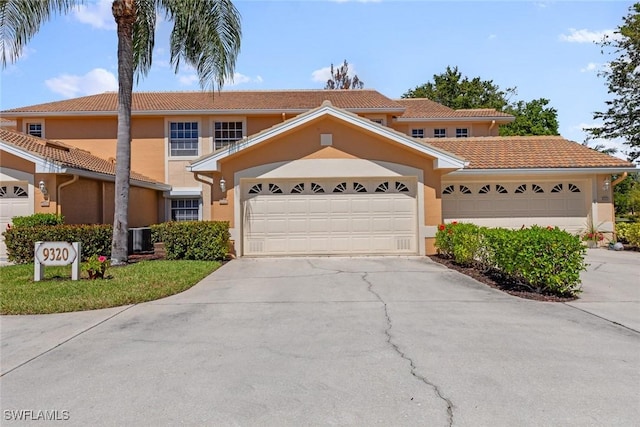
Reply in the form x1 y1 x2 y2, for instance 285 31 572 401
330 199 350 213
308 218 329 232
243 179 418 255
287 199 308 213
442 180 589 231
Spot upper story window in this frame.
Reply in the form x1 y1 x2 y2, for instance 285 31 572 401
26 123 43 138
169 122 199 157
434 128 446 138
456 128 469 138
214 121 243 150
411 128 425 138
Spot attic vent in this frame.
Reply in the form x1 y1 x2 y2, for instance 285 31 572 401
44 141 70 151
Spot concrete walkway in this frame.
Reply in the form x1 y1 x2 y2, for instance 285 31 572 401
1 256 638 426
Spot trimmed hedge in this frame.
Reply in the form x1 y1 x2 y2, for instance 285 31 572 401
3 224 112 264
11 213 64 227
151 221 229 261
616 222 640 247
435 223 586 297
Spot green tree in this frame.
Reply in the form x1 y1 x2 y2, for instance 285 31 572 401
325 60 364 89
402 66 561 136
401 65 516 110
1 0 242 264
586 3 640 161
500 98 559 136
613 173 640 216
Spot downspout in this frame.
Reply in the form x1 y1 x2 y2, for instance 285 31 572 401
612 172 628 187
282 113 286 122
488 120 496 134
56 175 79 216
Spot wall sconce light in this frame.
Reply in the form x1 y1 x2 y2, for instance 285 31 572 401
38 180 49 197
219 177 228 205
603 176 611 192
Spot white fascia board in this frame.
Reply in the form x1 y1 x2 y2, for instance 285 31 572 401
449 166 639 176
1 141 64 172
395 116 515 123
326 108 467 168
189 104 467 172
434 158 469 170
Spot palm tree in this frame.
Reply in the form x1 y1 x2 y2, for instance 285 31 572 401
1 0 242 264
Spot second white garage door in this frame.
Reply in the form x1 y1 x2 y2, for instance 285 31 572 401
243 178 418 256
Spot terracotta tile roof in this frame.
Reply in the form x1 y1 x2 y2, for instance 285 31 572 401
3 90 405 114
426 136 635 169
395 98 513 119
0 129 164 186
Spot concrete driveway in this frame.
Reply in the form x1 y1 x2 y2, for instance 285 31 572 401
1 255 638 426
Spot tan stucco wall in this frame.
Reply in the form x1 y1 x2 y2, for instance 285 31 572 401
26 117 165 182
390 121 499 138
1 151 35 174
207 116 443 254
30 174 160 226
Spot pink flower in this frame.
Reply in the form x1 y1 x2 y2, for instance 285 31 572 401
98 256 107 263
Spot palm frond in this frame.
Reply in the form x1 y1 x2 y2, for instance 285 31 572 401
0 0 81 66
132 0 157 80
164 0 241 91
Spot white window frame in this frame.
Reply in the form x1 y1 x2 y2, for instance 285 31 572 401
411 128 425 138
24 120 45 138
170 198 201 221
212 117 246 151
434 128 446 138
166 119 201 159
456 128 469 138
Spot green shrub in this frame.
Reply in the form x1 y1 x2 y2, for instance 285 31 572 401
3 224 112 264
150 221 229 261
435 222 483 266
616 222 640 246
435 223 586 297
11 213 63 227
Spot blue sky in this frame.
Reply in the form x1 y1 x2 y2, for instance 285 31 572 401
0 0 633 158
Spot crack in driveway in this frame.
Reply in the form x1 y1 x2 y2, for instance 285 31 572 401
361 272 455 427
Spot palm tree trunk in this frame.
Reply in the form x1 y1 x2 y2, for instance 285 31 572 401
111 0 136 265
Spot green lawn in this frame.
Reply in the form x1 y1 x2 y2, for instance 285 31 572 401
0 260 221 315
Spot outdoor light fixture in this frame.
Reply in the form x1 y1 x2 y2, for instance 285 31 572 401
219 177 226 193
603 176 611 192
38 180 49 197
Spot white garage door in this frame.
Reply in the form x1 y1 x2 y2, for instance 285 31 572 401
243 178 418 256
442 180 589 233
0 183 32 259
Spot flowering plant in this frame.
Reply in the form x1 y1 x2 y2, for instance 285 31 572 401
82 255 110 279
582 232 604 242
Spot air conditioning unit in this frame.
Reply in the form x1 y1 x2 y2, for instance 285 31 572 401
128 227 153 254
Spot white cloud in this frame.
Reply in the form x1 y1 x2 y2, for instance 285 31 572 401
73 0 115 30
178 74 199 86
228 73 264 86
580 62 599 73
311 66 332 83
45 68 117 98
311 63 359 83
488 34 497 40
559 28 617 44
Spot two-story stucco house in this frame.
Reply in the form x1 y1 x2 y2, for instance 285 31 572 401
0 89 636 258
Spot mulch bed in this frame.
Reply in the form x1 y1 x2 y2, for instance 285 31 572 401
428 255 577 302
